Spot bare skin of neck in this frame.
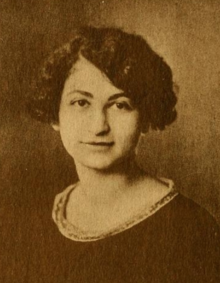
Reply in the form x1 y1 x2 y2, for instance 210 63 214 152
74 156 146 209
66 156 171 232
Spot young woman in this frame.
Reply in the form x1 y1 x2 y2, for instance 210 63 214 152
28 26 220 283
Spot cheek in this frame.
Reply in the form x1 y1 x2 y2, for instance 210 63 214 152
59 110 83 135
58 116 81 153
111 114 141 145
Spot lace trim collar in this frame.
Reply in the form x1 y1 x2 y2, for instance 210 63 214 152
52 179 178 242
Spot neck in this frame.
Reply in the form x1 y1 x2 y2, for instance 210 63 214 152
75 156 144 207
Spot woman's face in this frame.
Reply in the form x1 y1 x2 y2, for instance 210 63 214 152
53 56 142 170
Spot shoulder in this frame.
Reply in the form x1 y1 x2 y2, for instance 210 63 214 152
136 194 220 282
158 193 220 244
161 194 220 265
141 192 220 258
168 194 219 230
172 195 220 280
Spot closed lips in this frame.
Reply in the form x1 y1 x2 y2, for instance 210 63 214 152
84 142 114 146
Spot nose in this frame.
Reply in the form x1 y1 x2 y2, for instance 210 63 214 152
89 108 110 136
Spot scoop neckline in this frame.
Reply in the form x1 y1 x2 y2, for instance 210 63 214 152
52 179 178 242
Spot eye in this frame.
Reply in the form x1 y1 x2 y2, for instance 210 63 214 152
113 102 132 110
77 100 88 107
70 99 89 107
116 103 125 109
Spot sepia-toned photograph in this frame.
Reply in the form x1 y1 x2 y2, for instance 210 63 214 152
0 0 220 282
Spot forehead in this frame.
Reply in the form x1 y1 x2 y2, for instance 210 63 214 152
62 56 123 97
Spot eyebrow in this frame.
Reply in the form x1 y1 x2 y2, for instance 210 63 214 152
67 90 93 98
66 90 128 101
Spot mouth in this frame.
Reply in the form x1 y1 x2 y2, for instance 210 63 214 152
82 141 114 147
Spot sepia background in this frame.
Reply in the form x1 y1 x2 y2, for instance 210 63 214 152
0 0 220 230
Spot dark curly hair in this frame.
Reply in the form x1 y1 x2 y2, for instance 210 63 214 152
27 26 177 130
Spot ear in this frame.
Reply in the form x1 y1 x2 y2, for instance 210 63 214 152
51 123 60 132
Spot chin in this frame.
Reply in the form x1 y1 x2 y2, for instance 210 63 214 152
71 149 135 171
77 154 133 172
81 160 117 171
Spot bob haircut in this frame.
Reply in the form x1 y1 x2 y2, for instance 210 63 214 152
27 26 177 130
